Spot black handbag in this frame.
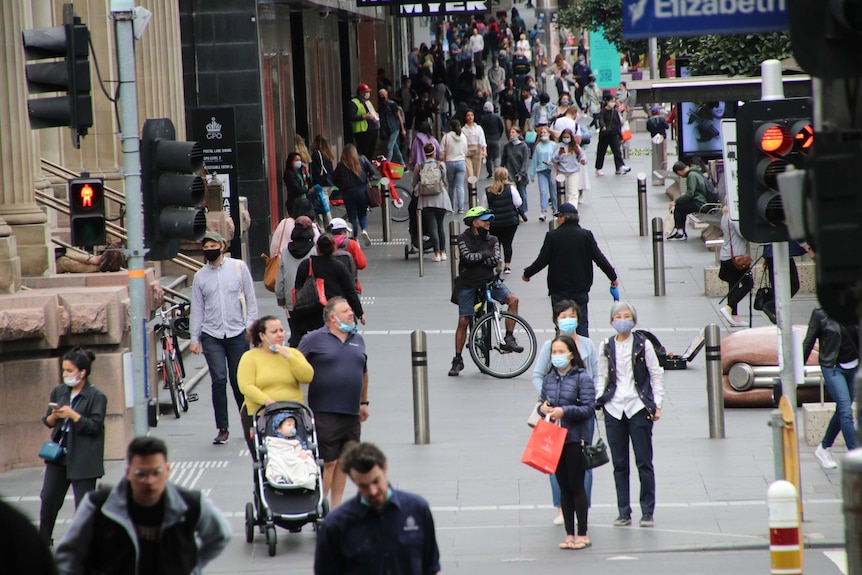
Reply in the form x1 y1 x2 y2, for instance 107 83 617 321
753 287 773 311
581 416 609 469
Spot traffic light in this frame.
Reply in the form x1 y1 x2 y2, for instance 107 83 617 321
141 118 206 261
21 3 92 148
735 98 813 244
68 177 106 247
790 0 862 78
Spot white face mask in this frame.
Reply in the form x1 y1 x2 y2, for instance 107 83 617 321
63 375 80 387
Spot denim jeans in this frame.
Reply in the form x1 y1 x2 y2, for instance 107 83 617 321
201 332 249 430
343 186 369 236
550 417 594 507
604 408 655 517
384 130 405 166
821 366 858 450
446 160 467 211
536 170 555 213
515 177 528 213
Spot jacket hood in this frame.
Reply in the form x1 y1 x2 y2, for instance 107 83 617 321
288 238 315 259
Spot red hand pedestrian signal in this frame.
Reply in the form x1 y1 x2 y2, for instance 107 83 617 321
79 184 94 208
68 177 105 246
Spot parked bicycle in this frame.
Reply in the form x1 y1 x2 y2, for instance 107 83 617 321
468 277 537 378
154 302 197 418
372 155 410 223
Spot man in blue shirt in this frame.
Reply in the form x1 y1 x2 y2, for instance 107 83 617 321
314 442 441 575
189 231 258 445
298 297 369 507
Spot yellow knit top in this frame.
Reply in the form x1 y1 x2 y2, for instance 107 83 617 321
238 346 314 414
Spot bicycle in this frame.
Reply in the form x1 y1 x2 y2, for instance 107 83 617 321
467 278 537 378
372 155 411 223
154 302 198 418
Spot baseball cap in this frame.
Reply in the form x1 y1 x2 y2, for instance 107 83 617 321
554 203 578 217
329 217 351 232
201 231 227 245
295 216 314 229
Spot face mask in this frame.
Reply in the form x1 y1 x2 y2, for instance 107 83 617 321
337 320 356 333
268 344 277 352
293 161 303 170
63 375 80 387
561 138 571 144
558 318 578 334
551 354 570 369
363 93 370 100
510 137 519 144
203 248 222 262
540 135 549 142
560 101 569 106
477 226 490 237
612 319 635 334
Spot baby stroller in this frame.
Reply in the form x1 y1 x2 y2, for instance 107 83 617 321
244 401 328 556
404 194 436 259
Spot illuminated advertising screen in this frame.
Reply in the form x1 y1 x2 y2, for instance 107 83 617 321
678 101 737 159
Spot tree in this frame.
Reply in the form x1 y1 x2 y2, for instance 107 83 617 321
556 0 793 77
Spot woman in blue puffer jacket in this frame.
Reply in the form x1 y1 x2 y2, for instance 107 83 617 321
539 334 595 551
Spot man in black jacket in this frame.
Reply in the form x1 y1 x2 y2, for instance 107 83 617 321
521 203 618 337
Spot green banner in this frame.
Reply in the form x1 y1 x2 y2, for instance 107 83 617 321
589 29 620 92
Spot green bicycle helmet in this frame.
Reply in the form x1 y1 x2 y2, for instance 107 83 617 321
463 206 494 225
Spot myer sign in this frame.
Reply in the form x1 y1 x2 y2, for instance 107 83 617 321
398 0 488 15
623 0 788 39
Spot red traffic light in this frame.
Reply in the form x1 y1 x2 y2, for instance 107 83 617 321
792 121 814 151
70 179 103 211
757 123 793 156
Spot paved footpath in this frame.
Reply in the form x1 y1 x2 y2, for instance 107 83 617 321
1 130 850 574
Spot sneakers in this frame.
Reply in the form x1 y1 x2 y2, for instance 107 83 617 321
613 515 632 526
213 428 229 445
667 231 687 241
539 213 546 222
815 444 838 469
360 229 372 247
501 334 524 353
448 356 465 377
431 254 442 262
640 514 655 527
441 252 448 261
553 512 564 526
595 170 605 177
617 166 632 174
504 266 512 274
720 306 748 328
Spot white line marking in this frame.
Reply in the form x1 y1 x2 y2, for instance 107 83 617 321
824 550 848 574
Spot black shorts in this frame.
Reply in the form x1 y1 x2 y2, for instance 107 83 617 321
315 412 361 462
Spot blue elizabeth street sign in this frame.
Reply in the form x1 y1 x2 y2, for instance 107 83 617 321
622 0 789 39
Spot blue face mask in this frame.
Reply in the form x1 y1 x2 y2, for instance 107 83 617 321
561 138 571 144
510 137 520 144
612 319 635 334
268 344 277 352
360 487 393 508
551 354 570 369
293 161 303 170
337 320 356 334
540 135 549 142
558 318 578 334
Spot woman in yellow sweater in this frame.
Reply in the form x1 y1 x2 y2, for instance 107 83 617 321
238 315 314 456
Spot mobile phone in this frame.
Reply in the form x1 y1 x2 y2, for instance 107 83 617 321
48 402 59 409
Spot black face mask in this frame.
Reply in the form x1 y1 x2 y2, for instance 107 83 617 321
477 227 490 238
203 248 222 262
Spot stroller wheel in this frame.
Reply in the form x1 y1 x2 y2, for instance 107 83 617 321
244 502 255 543
404 244 410 260
266 525 277 557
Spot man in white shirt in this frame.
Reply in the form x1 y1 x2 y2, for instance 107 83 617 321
595 302 664 528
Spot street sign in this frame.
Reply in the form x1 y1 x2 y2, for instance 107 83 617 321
397 0 489 15
622 0 789 39
720 120 739 222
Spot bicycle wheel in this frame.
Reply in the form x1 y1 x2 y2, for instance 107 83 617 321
172 354 190 412
467 311 537 378
390 184 411 223
163 354 181 418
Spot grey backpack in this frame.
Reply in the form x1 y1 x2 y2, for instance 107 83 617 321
418 160 445 196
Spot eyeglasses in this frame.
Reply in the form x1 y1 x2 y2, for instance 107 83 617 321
132 467 165 480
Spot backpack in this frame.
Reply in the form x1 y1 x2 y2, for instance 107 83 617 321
634 329 668 369
693 169 719 203
334 246 360 293
418 160 445 196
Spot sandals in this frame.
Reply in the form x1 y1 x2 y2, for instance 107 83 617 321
559 538 591 550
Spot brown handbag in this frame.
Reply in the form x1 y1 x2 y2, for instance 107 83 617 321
729 239 751 271
262 224 287 292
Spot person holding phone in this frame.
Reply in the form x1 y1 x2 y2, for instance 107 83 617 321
237 315 315 458
550 128 587 208
40 347 107 547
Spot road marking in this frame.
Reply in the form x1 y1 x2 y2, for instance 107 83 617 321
169 460 229 490
824 550 848 574
608 556 639 561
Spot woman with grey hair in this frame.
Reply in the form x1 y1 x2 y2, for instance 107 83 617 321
595 302 665 528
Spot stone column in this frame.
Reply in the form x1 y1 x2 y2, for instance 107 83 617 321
138 0 186 135
0 1 51 280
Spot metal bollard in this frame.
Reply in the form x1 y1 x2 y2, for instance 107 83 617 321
411 330 430 445
651 217 666 296
467 176 478 208
843 448 862 575
637 172 648 237
651 137 667 186
705 324 725 439
380 178 392 243
449 220 460 292
769 409 787 481
767 481 802 575
417 206 424 278
555 174 566 209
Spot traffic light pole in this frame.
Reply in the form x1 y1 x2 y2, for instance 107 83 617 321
112 0 148 437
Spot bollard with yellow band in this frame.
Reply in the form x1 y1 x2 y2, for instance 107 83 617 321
768 480 802 575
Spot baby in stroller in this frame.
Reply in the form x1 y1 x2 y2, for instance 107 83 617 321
264 412 319 490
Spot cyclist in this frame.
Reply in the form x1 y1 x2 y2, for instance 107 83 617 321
449 206 522 376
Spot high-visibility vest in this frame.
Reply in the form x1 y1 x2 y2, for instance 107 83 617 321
350 98 368 134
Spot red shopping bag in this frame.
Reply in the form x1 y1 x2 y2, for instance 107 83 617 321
521 417 567 474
